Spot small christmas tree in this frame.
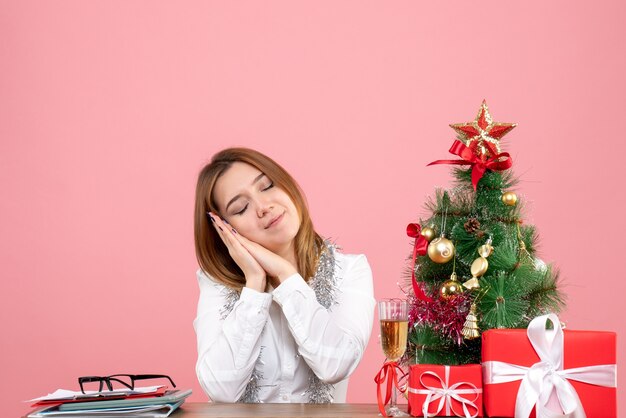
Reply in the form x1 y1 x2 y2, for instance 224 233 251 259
405 101 565 365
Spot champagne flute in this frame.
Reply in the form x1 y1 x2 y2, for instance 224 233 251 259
378 299 408 417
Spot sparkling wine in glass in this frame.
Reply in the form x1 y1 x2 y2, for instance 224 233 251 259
378 299 408 417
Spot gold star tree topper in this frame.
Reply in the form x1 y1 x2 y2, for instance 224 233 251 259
450 100 517 158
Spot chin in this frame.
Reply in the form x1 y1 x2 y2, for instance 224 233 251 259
266 236 295 251
265 231 298 251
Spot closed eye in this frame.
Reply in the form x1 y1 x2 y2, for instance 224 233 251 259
233 181 272 215
234 203 249 215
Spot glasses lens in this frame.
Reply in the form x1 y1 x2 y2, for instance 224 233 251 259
79 378 103 393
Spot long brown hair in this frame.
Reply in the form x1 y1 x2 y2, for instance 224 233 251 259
194 148 324 290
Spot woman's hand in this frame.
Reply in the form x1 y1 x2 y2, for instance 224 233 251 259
209 213 266 292
209 212 297 287
232 233 297 285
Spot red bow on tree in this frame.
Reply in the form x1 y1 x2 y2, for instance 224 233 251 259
406 223 432 302
428 140 512 190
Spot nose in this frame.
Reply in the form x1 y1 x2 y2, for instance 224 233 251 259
255 197 273 218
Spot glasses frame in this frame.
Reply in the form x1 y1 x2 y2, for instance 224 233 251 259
78 374 176 394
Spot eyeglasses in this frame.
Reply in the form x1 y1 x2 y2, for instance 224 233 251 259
78 374 176 394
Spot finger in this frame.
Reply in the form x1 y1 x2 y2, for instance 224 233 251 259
211 212 238 236
228 229 260 248
231 231 266 255
209 212 238 248
211 213 259 265
207 212 228 240
224 228 260 258
227 231 295 280
231 234 276 270
220 216 240 237
210 214 267 280
207 212 224 233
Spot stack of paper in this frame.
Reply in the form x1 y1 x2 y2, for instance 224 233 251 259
26 387 192 418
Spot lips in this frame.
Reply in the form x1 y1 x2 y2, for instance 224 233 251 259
265 212 284 229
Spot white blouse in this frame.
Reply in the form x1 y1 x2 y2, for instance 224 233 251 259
194 252 375 403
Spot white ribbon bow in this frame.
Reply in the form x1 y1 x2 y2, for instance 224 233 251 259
483 313 617 418
408 365 481 418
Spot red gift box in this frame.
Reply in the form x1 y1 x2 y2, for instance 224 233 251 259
482 314 617 418
407 364 482 417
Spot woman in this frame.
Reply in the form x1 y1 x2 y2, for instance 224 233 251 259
193 148 375 403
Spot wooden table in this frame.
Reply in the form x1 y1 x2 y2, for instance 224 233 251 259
172 403 385 417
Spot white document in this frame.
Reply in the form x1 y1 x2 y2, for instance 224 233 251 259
27 386 164 402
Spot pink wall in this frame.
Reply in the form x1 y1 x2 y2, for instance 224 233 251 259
2 2 624 416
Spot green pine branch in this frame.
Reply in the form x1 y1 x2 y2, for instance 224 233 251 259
525 266 566 318
479 272 529 329
408 324 480 365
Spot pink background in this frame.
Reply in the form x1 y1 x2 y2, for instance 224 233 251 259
2 1 624 417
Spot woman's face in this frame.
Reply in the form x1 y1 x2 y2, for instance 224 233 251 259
212 162 301 253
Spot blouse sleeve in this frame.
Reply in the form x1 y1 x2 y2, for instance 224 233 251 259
193 270 272 402
272 253 375 384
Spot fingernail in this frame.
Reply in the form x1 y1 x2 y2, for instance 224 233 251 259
206 211 215 222
218 226 223 231
232 228 237 234
222 218 230 225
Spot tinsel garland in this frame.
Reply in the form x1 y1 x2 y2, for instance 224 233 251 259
304 369 334 404
219 287 240 320
408 292 472 346
308 241 340 310
237 346 265 403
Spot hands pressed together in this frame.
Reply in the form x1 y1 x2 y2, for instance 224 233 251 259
208 212 297 292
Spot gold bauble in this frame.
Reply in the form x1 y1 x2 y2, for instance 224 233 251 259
478 244 494 258
470 257 489 277
427 237 455 263
440 272 463 299
502 192 518 206
421 227 436 242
